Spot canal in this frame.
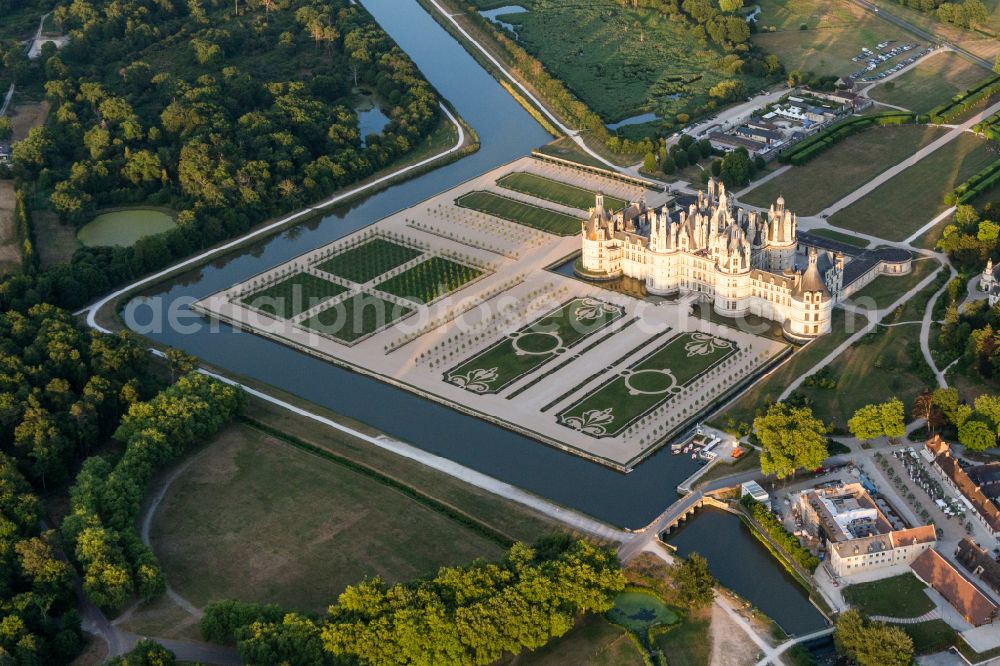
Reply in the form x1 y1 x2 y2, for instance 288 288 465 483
127 0 705 529
664 508 828 635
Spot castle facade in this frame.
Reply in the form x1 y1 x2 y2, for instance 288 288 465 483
579 179 838 341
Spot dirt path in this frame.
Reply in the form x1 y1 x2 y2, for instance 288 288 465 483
710 600 760 666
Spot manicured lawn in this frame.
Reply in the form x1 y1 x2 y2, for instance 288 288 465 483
902 619 959 655
559 332 738 438
315 237 422 283
722 308 868 426
653 608 713 666
536 137 610 170
150 424 508 613
742 124 949 215
497 0 769 124
869 52 993 114
445 297 625 394
829 134 999 241
807 228 869 248
500 614 645 665
752 0 918 77
607 590 681 633
456 190 583 235
240 272 348 319
848 255 938 309
842 574 934 618
375 256 483 303
301 292 412 343
497 172 628 212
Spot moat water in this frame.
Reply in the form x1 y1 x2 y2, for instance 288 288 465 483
123 0 825 631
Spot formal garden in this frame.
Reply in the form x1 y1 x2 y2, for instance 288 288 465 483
445 297 626 394
375 256 484 304
240 272 348 320
300 292 414 344
456 191 583 235
315 236 424 284
558 332 738 438
497 172 628 212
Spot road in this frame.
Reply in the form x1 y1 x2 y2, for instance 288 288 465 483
852 0 994 70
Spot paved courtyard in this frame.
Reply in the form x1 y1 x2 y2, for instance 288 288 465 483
194 157 789 470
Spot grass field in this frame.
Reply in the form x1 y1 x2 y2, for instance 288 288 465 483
315 237 422 284
829 134 999 241
901 619 959 655
499 614 645 665
150 424 515 612
499 0 770 123
721 307 868 426
375 256 482 303
751 0 918 77
241 273 348 319
446 297 625 394
806 228 869 247
497 172 628 212
869 52 993 114
654 608 713 666
842 573 935 618
456 190 583 235
535 137 610 169
302 292 412 342
742 124 949 215
559 332 738 438
795 272 943 429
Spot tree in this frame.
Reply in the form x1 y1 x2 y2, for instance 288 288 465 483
643 151 657 173
107 639 176 666
974 394 1000 435
911 391 945 432
754 403 828 479
959 419 995 452
933 387 972 427
0 116 11 140
835 610 913 666
720 148 753 187
672 553 716 609
848 398 905 441
719 0 743 11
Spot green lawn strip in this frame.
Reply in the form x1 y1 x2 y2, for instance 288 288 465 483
241 272 348 319
652 608 712 666
314 237 423 283
900 619 959 655
829 134 998 241
300 292 413 343
374 256 483 303
445 297 626 394
497 172 628 211
807 228 869 248
456 190 583 236
558 332 737 438
842 573 935 617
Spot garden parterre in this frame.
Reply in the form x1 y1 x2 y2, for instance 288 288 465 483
193 157 787 470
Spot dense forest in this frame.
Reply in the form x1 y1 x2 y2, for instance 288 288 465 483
2 0 442 311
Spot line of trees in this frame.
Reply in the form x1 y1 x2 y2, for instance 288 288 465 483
891 0 990 30
740 495 821 572
928 75 1000 124
201 537 625 666
62 372 244 611
778 112 920 166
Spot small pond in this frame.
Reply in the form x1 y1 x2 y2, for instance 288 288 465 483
77 209 177 247
479 5 528 34
607 590 679 633
606 112 660 131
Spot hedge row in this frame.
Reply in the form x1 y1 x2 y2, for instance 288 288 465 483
741 496 821 572
949 158 1000 205
973 111 1000 142
778 112 920 166
928 75 1000 125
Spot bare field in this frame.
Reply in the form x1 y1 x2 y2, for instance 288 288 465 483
0 182 20 275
